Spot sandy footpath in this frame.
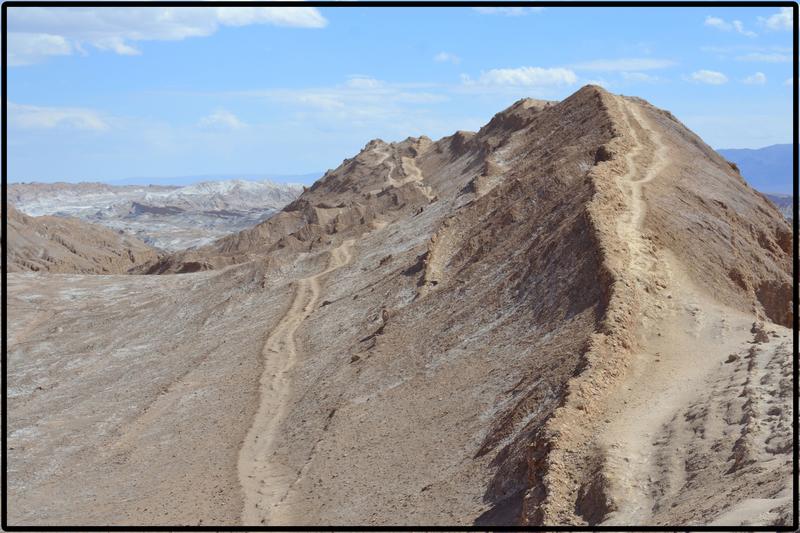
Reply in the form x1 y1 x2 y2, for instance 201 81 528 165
239 240 355 525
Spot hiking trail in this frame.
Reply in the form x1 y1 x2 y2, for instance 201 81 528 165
238 240 355 525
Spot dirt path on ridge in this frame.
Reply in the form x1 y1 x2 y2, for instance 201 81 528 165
238 240 355 525
400 156 435 200
372 143 433 200
597 97 758 525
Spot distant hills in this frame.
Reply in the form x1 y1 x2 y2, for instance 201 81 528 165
107 173 321 187
9 179 303 251
717 144 792 195
9 173 321 187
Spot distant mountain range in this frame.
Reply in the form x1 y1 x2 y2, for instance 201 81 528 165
763 193 792 220
9 173 321 188
9 179 303 251
106 173 321 187
717 144 792 195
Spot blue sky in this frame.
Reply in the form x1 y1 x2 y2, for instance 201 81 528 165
6 5 794 184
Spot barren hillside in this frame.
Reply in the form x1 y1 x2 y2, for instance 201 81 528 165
7 85 793 527
7 205 158 274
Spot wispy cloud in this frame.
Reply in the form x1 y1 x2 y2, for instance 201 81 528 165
571 58 676 72
688 70 728 85
731 20 757 37
471 7 544 16
464 66 577 87
704 16 729 30
198 109 246 130
702 44 790 54
227 76 448 125
742 72 767 85
621 72 660 83
759 7 792 31
9 102 110 130
345 75 384 90
7 6 327 65
704 15 757 37
736 52 791 63
433 51 461 64
8 32 72 66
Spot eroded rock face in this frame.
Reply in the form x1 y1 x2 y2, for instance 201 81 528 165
7 85 793 527
755 279 792 327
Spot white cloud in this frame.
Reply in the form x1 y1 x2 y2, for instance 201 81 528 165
732 20 757 38
704 15 757 37
93 36 141 56
736 52 791 63
7 6 327 65
8 32 72 66
621 72 659 83
759 7 792 31
345 76 383 89
742 72 767 85
704 16 729 30
468 66 577 87
472 7 544 16
9 102 110 131
571 58 676 72
689 69 728 85
198 109 246 130
215 7 326 28
434 51 461 64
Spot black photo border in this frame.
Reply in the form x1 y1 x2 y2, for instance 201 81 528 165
1 1 797 531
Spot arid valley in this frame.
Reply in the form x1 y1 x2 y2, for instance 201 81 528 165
6 85 794 527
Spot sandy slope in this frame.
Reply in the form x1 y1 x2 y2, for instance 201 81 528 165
599 96 792 525
7 268 278 525
239 240 355 525
598 256 765 524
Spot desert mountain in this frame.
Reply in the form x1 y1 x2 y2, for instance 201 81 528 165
7 86 793 527
715 144 793 221
10 179 303 251
718 144 792 195
7 205 158 274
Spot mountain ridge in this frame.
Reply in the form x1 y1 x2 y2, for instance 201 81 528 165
136 84 791 524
